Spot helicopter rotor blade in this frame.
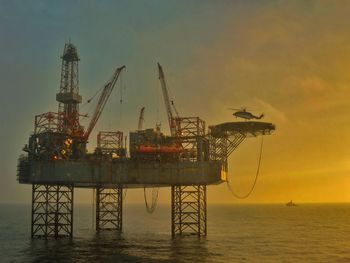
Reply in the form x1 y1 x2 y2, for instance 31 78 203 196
228 106 259 112
242 107 258 112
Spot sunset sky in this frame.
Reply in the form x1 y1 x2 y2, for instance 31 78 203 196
0 0 349 204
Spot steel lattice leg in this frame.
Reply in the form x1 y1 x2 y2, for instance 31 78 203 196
96 186 123 231
31 184 74 239
171 185 207 237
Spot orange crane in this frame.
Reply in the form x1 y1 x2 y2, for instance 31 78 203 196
83 65 126 140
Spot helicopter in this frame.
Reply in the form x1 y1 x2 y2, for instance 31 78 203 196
229 107 264 120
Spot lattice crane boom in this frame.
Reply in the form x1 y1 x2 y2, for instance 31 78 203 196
138 107 145 130
83 65 126 140
157 63 177 136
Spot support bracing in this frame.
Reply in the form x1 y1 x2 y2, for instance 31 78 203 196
171 185 207 237
171 117 208 237
96 186 123 231
209 134 246 172
31 184 74 239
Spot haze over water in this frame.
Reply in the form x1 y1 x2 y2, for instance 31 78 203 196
1 203 349 262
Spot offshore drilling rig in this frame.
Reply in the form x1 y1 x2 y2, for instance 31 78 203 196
17 43 275 239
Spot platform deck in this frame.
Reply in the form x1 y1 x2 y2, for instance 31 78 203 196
18 159 224 188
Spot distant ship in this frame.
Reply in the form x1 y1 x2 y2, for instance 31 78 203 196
286 200 297 206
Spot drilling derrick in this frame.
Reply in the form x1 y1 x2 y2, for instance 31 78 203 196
25 43 83 239
56 43 82 136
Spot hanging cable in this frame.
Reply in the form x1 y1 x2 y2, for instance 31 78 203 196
111 72 121 130
80 98 97 132
227 136 264 199
118 71 125 125
123 188 127 200
156 89 160 127
80 85 104 128
144 187 159 214
86 85 105 104
92 188 95 229
153 65 161 128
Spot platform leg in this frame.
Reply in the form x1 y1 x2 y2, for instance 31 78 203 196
96 186 123 231
31 184 74 239
171 185 207 238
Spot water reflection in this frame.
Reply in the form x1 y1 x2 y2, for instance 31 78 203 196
10 204 350 262
24 232 211 262
170 237 209 262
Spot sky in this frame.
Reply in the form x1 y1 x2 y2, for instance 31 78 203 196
0 0 349 204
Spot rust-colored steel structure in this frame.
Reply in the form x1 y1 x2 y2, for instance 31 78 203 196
17 43 275 239
97 131 123 149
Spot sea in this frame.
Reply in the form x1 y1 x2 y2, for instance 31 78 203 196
0 203 349 262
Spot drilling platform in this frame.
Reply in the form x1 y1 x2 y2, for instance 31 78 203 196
17 43 275 239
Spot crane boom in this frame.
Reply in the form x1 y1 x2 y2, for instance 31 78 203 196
83 65 126 140
138 107 145 130
157 63 177 136
171 100 179 117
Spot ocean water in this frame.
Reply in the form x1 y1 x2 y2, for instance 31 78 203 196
0 203 349 262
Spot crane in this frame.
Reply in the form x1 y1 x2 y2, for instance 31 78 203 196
83 65 126 140
157 63 178 136
138 107 145 130
171 100 179 117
